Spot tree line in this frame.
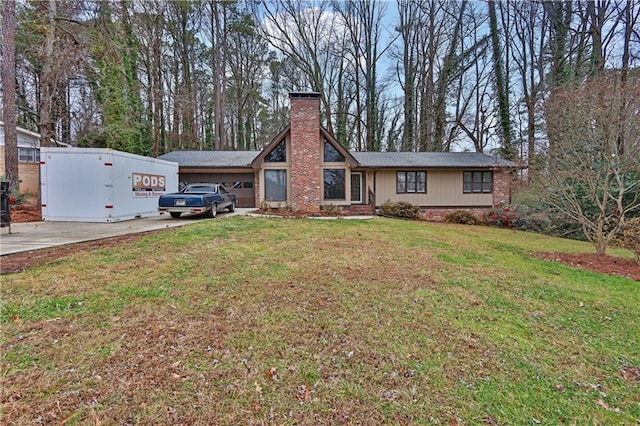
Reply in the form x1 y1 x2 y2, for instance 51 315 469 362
2 1 636 156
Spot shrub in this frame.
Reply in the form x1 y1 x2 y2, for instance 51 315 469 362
380 200 420 219
485 204 550 232
614 217 640 262
321 204 341 215
444 210 484 225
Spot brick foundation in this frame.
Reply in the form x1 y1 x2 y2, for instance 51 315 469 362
337 204 374 215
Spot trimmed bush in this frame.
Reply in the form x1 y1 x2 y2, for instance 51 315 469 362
380 200 420 219
444 210 484 225
614 217 640 262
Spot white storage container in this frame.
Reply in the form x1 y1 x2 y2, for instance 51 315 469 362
40 148 179 222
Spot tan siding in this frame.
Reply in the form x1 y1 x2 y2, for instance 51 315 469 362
0 147 40 194
374 169 493 207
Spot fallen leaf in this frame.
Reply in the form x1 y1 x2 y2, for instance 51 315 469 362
621 364 640 381
596 399 610 410
264 367 277 380
252 401 261 411
254 381 262 394
296 384 310 401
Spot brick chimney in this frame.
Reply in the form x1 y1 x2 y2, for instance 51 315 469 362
289 92 321 211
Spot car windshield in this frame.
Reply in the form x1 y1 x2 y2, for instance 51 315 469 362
185 185 217 194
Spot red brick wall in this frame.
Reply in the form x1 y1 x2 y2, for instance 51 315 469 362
289 93 321 211
492 169 511 207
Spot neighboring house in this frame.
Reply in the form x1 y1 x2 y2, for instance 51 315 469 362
159 92 518 218
0 121 42 194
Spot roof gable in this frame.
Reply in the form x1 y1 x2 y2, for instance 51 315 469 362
251 125 290 167
321 128 358 167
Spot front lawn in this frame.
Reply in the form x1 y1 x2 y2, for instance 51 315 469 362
2 217 638 424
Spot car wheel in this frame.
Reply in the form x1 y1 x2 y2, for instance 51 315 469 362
209 204 217 218
228 200 236 212
170 212 181 218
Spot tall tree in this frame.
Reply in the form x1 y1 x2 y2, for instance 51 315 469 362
260 0 339 133
395 0 419 151
488 0 515 160
136 1 168 157
335 0 390 151
2 0 19 192
37 0 57 148
209 0 228 151
507 1 548 172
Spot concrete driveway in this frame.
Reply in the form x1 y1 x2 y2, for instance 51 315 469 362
0 209 250 256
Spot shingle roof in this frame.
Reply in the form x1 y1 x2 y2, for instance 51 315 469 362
158 150 260 167
158 150 518 169
350 151 518 168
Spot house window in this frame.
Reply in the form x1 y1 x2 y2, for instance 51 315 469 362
351 172 362 203
324 140 344 162
18 148 40 163
265 169 287 201
324 169 345 200
265 140 286 162
463 171 492 193
396 171 426 193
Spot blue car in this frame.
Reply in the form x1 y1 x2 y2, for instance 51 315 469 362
158 183 236 218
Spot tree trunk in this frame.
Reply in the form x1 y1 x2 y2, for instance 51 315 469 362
212 0 226 151
2 0 19 192
38 0 57 148
488 0 514 160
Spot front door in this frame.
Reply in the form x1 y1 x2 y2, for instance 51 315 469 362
350 172 362 204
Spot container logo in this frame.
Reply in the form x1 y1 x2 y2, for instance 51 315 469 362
132 173 166 198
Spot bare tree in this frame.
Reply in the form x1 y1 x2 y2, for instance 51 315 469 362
2 0 19 192
396 1 479 152
334 0 392 152
208 0 228 151
260 0 340 133
507 1 548 173
542 72 640 255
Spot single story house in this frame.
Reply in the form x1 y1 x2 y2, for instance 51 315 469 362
0 121 42 195
159 92 517 219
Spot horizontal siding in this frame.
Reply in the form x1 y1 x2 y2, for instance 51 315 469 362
0 148 40 195
374 169 493 207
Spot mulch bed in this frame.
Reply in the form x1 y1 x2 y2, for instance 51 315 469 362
537 252 640 282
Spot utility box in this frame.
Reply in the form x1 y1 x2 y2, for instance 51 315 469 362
40 148 179 222
1 181 10 228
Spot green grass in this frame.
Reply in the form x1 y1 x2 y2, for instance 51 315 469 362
1 217 638 424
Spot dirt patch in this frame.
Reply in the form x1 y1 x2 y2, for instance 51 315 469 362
0 231 158 275
537 252 640 282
